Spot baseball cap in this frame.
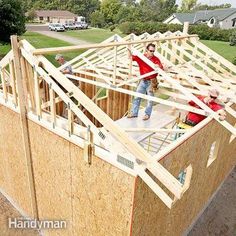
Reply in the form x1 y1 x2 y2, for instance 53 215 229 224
55 54 63 60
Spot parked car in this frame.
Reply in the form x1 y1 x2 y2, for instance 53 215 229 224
74 22 83 29
48 23 65 32
74 22 88 29
63 23 76 30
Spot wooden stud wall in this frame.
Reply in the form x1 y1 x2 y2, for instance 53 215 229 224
77 72 130 126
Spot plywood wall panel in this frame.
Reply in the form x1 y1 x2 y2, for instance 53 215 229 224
28 122 73 236
0 105 33 216
70 142 134 236
131 119 236 236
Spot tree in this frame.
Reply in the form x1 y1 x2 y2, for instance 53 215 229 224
114 5 138 23
90 10 106 28
0 0 26 43
192 3 232 11
67 0 100 21
138 0 177 22
101 0 122 24
181 0 197 12
27 9 37 22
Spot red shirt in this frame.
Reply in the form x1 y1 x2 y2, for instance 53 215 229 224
132 54 163 80
187 95 223 124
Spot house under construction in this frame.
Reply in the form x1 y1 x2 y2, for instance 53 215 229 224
0 24 236 235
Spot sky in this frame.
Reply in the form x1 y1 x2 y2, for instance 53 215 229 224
176 0 236 8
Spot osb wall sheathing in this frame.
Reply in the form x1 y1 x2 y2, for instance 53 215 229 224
0 105 135 236
131 117 236 236
27 120 135 236
0 105 34 217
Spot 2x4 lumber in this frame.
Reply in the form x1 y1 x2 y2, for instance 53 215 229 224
33 35 198 55
182 165 193 193
180 40 235 90
135 166 173 208
25 62 36 110
9 60 18 106
224 105 236 118
190 38 236 76
125 128 188 133
170 41 235 97
0 50 13 69
0 68 8 101
60 34 119 71
185 40 232 77
11 35 39 219
81 56 112 85
66 73 207 116
49 85 56 126
67 103 73 136
20 57 31 110
33 69 41 119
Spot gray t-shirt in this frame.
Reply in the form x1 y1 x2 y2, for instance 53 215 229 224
61 61 73 74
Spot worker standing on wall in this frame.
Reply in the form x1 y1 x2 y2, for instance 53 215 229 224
127 43 164 120
185 88 226 126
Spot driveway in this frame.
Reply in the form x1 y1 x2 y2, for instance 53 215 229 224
26 24 89 45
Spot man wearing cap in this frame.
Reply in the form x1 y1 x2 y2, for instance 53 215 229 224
185 89 226 126
55 54 73 74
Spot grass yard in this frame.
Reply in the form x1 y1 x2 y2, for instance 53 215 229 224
1 30 235 66
0 32 84 65
60 27 126 43
200 40 236 62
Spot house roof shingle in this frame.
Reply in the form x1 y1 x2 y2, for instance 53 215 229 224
35 10 77 18
172 8 236 24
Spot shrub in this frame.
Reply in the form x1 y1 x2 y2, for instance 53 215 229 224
233 57 236 65
109 25 116 32
229 30 236 46
118 21 234 42
119 22 182 35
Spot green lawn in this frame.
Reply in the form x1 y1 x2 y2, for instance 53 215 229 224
200 40 236 62
60 27 126 43
1 30 235 66
0 32 83 65
0 44 11 57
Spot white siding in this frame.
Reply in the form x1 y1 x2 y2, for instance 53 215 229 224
207 17 216 28
220 12 236 29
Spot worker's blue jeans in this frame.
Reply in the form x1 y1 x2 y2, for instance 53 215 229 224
131 79 154 117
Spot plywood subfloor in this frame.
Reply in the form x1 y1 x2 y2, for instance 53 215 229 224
115 109 176 142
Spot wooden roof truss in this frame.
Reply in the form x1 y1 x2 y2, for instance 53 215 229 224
0 31 236 208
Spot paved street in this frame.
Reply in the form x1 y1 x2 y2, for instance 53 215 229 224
26 24 89 45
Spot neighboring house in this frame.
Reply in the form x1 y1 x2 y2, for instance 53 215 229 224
163 8 236 29
34 10 77 24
